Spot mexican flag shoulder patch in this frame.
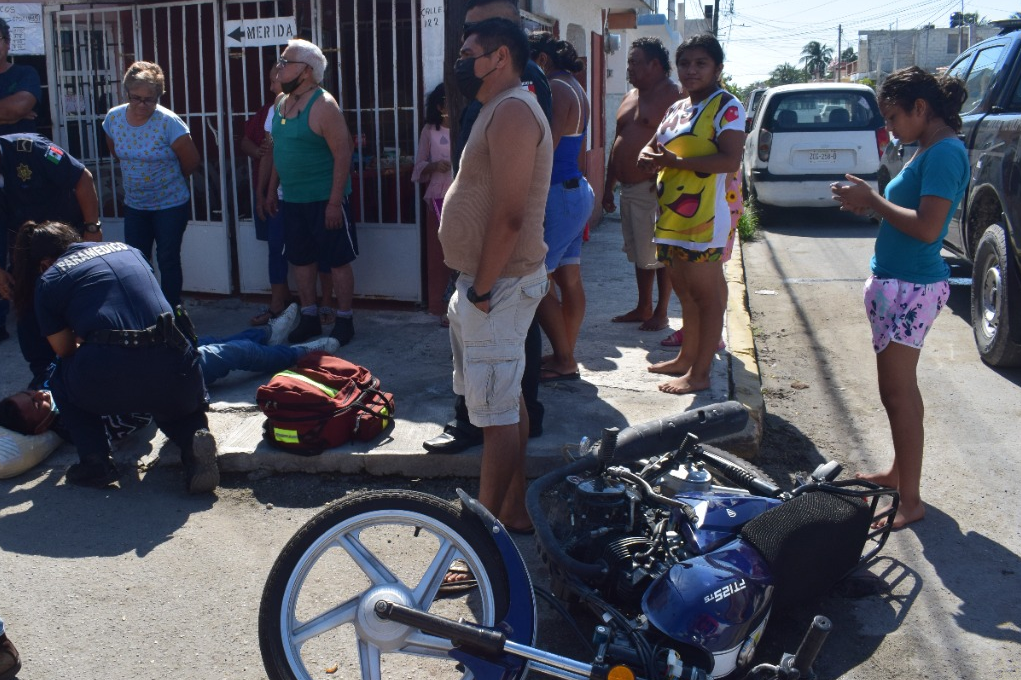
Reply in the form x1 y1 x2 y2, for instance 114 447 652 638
45 146 65 165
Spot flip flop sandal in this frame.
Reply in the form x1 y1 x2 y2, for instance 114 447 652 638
250 307 274 326
539 369 581 383
251 303 294 327
660 329 684 347
660 330 726 350
437 558 478 596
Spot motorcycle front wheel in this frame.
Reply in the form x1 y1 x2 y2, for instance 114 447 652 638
259 490 511 680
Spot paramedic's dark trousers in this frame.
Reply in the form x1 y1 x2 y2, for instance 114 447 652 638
51 343 209 464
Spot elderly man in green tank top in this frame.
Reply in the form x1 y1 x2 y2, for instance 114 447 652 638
264 39 358 346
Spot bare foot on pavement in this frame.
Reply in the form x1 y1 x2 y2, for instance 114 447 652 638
648 358 690 375
611 308 649 323
872 501 925 530
855 471 898 488
639 315 669 331
658 375 711 395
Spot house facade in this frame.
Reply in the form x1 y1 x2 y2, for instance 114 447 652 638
3 0 643 303
857 25 1000 82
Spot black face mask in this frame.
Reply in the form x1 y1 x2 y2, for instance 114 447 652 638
454 50 496 100
280 68 306 95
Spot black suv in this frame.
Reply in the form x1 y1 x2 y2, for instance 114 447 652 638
944 20 1021 366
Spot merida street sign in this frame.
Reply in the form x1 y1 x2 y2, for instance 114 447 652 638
224 17 297 48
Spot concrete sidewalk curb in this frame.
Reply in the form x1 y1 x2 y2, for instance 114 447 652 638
719 233 765 460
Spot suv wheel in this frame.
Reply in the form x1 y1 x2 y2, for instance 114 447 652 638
748 185 772 225
971 223 1021 367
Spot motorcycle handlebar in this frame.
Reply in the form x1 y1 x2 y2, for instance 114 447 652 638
608 402 749 463
792 615 832 676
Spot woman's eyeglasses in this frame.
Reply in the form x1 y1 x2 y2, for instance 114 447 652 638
128 94 159 105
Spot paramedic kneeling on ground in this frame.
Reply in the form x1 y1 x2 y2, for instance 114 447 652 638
27 221 219 493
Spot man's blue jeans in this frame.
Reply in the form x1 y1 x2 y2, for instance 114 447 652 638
196 328 302 385
124 202 190 308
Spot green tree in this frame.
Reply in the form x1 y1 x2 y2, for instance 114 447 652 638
768 62 807 86
950 12 985 26
800 41 833 80
840 46 857 62
720 72 742 98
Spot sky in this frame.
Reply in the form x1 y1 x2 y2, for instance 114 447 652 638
681 0 1021 86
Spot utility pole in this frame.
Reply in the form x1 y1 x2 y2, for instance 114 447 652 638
959 0 965 53
713 0 720 36
836 24 842 82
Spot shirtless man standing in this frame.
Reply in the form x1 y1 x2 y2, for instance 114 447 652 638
603 37 682 332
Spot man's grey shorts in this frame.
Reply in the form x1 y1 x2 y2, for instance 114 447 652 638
449 265 548 428
619 180 663 270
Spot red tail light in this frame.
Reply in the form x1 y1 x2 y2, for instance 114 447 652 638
876 126 890 159
757 130 773 162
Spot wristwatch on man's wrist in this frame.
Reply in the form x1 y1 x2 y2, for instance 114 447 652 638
466 286 491 304
84 221 102 233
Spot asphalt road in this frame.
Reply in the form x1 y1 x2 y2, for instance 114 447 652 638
742 208 1021 679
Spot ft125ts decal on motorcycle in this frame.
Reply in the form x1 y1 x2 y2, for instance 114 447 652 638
258 401 898 680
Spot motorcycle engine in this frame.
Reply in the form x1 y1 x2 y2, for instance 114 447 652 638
548 472 684 611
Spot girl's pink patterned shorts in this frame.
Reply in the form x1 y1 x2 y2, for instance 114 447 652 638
863 275 950 353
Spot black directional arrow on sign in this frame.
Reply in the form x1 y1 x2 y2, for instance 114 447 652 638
228 26 244 44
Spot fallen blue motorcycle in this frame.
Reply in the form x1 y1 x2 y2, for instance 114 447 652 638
258 401 897 680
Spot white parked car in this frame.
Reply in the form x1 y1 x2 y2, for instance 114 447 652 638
743 83 890 211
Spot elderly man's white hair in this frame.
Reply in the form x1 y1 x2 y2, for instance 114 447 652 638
286 39 327 83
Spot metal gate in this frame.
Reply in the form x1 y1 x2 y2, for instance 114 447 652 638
229 0 424 300
323 0 422 300
47 0 232 295
45 0 423 301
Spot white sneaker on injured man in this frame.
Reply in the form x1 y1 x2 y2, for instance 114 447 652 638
267 303 300 346
292 336 340 356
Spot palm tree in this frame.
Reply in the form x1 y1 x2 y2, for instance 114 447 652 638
800 41 833 81
768 63 807 86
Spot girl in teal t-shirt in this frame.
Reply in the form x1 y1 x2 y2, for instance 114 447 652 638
832 67 969 530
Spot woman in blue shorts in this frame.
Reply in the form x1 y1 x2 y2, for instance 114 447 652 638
832 66 969 529
528 33 595 382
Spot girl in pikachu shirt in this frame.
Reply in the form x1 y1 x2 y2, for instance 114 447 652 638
638 33 745 395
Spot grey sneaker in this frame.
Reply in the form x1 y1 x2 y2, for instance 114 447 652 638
267 303 300 346
183 429 219 494
293 336 341 356
288 313 323 343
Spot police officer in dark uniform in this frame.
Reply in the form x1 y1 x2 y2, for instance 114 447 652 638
0 133 101 377
26 220 218 493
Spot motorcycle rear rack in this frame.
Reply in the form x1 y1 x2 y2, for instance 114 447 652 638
791 478 899 564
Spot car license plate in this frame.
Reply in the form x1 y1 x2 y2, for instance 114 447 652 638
808 150 837 163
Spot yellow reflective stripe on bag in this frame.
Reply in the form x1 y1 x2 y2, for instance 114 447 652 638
278 370 339 398
273 428 300 444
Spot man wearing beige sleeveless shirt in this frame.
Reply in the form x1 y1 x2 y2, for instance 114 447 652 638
438 18 552 532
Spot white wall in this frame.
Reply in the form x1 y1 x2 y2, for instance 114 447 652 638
603 22 681 160
859 26 1001 77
